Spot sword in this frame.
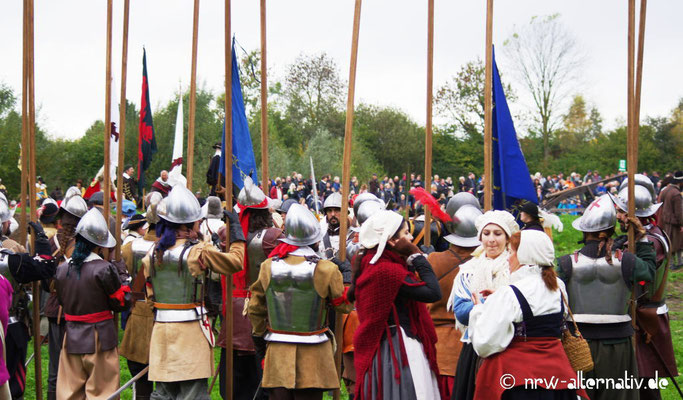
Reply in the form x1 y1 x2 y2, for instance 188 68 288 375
310 157 320 216
24 334 48 368
106 365 149 400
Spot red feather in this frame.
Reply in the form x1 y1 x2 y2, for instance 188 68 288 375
409 187 455 223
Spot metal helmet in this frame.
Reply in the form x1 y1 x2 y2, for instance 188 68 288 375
145 191 164 224
75 208 117 248
446 192 481 220
323 192 342 210
42 198 58 208
356 200 383 226
611 185 662 218
0 199 10 223
237 176 270 209
352 193 384 219
160 185 205 224
619 174 656 200
60 195 88 218
63 186 82 203
444 204 482 248
278 198 298 214
571 194 616 233
280 203 324 246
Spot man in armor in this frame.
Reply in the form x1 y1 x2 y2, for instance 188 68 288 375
199 196 225 239
611 175 678 400
143 185 245 400
320 192 353 261
557 194 656 400
120 191 163 400
217 176 282 400
426 193 482 400
248 204 353 400
54 208 133 398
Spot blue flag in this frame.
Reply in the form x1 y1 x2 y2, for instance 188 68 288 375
219 38 258 190
491 47 538 210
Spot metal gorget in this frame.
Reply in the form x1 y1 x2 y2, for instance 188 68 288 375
264 258 328 344
150 242 200 305
567 252 631 324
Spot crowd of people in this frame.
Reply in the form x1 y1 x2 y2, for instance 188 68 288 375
0 167 679 400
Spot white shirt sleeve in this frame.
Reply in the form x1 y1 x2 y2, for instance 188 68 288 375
468 286 521 358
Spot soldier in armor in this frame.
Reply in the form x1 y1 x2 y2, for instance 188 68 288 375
199 196 225 239
143 185 245 400
426 193 482 400
557 194 656 400
120 191 163 400
611 175 678 400
54 208 133 399
320 192 353 260
218 177 282 400
248 204 353 400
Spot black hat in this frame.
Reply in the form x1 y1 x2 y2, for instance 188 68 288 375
213 142 222 150
88 191 105 206
675 171 683 181
40 203 59 224
518 201 539 219
123 213 146 230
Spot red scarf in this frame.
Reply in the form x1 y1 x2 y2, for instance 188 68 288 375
353 249 439 400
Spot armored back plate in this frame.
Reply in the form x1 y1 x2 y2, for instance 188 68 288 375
150 244 199 304
568 253 630 317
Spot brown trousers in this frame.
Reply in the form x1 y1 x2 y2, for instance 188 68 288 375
56 332 120 400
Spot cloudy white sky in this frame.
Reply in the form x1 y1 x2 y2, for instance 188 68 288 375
1 1 681 140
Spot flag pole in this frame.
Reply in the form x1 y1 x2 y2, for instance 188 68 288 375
103 0 113 262
483 0 494 211
335 1 362 399
115 0 130 262
20 0 28 246
260 0 269 193
423 0 434 247
187 0 200 190
26 0 42 397
223 1 234 399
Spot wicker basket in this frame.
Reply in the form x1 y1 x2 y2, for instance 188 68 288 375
561 293 594 372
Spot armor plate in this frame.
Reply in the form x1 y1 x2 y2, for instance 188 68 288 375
568 252 632 323
130 238 155 276
265 258 328 344
247 229 268 286
150 243 200 305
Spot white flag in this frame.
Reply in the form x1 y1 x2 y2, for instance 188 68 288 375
168 92 187 187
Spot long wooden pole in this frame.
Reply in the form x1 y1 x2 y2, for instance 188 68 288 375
423 0 435 247
627 0 639 341
187 0 200 190
20 0 28 246
115 0 130 262
260 0 269 193
483 0 494 211
26 0 41 397
335 1 362 399
223 1 234 399
103 0 113 248
634 0 647 143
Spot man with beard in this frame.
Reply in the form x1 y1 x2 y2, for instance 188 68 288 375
320 192 352 261
151 170 172 197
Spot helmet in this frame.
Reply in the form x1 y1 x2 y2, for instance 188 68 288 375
356 200 383 226
278 198 298 214
42 198 58 208
444 204 483 248
145 191 164 224
0 200 10 223
352 193 384 219
611 185 662 218
619 174 656 200
160 185 205 224
571 194 616 233
63 186 82 203
75 208 117 248
446 192 481 220
60 195 88 219
280 204 324 246
323 192 342 210
237 176 271 209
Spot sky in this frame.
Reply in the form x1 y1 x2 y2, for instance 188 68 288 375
1 1 681 141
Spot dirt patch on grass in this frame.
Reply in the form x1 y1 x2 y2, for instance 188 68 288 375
666 270 683 320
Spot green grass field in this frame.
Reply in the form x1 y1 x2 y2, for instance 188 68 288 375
22 215 683 399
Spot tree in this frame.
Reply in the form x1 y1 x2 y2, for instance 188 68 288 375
557 95 602 149
504 14 584 165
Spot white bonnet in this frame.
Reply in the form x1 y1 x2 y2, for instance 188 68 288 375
475 210 519 239
359 210 404 264
517 230 555 267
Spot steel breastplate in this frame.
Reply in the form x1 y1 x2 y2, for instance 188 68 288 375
641 230 670 302
247 229 268 286
568 252 631 324
150 243 199 305
264 258 328 344
130 238 155 276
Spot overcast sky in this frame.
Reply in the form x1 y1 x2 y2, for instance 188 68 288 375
1 1 681 141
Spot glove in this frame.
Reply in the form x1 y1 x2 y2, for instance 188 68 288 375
28 221 52 256
331 257 352 285
224 211 246 243
252 335 267 363
419 245 435 254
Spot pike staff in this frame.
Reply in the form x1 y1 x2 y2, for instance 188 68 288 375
423 0 435 247
187 0 200 190
335 1 363 399
260 0 269 193
115 0 131 262
483 0 494 211
103 0 113 253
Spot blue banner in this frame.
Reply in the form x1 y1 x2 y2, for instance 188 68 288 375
492 46 538 210
219 38 258 190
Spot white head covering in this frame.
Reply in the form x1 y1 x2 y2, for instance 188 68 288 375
475 210 519 239
359 210 404 264
517 230 555 267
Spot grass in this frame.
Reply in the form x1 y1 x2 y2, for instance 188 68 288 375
22 215 682 398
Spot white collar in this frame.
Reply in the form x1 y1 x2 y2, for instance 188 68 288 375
289 246 317 257
214 149 222 157
510 264 541 283
123 172 131 179
84 252 103 262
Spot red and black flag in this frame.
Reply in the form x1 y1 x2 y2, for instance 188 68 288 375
137 48 157 195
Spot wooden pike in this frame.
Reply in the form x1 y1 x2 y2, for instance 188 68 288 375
115 0 130 262
423 0 435 247
20 0 28 246
335 1 363 399
483 0 494 211
187 0 200 190
103 0 113 253
260 0 269 192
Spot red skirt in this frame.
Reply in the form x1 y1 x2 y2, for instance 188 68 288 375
474 337 589 400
